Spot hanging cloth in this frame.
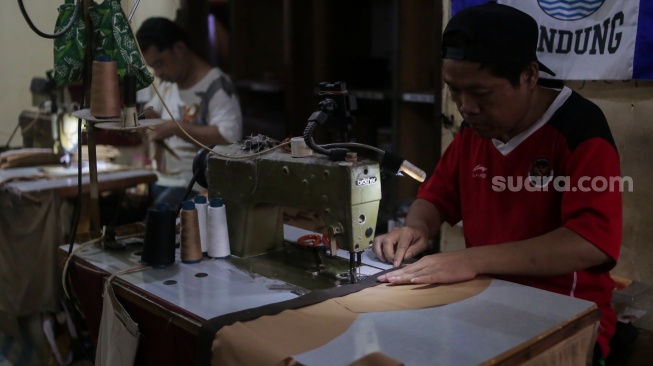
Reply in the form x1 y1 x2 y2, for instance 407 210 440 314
53 0 86 87
94 264 148 366
89 0 154 90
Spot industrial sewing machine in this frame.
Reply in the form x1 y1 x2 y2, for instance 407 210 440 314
206 140 381 286
202 82 424 288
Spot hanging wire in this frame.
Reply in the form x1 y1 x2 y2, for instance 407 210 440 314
127 0 141 21
17 0 82 39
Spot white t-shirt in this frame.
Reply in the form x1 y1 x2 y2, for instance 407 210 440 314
146 68 243 188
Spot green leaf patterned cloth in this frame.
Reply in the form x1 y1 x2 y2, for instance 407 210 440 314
89 0 153 90
53 0 86 87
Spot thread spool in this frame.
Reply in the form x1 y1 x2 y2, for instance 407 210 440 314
90 58 121 118
180 200 203 264
122 73 138 128
207 197 231 259
141 203 177 267
194 195 209 255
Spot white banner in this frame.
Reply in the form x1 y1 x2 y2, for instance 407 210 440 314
499 0 639 80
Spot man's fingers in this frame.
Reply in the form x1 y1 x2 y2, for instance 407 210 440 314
373 227 426 267
373 232 400 264
372 235 389 263
392 230 417 267
376 267 407 283
378 262 429 284
372 240 387 264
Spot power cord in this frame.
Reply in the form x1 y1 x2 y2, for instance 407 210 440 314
17 0 82 39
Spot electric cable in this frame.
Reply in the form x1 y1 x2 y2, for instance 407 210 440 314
4 108 43 149
66 46 89 256
66 115 83 255
17 0 82 39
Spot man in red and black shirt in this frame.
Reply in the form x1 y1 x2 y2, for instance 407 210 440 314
372 3 621 364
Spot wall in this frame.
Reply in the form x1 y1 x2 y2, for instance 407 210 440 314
0 1 177 147
569 80 653 332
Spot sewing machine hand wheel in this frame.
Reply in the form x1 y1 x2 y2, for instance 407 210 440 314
192 145 215 189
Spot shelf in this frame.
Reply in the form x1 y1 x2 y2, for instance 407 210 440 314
235 80 284 93
402 91 436 104
350 89 391 101
228 0 442 210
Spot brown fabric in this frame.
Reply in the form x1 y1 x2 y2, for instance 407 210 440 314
0 148 61 169
211 277 491 366
334 277 492 313
348 352 403 366
213 300 356 366
198 270 389 366
0 189 63 318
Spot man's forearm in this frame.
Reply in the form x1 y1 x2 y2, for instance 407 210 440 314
467 227 612 277
405 198 444 239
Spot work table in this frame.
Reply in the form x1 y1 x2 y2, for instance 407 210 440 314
61 226 600 366
1 165 156 198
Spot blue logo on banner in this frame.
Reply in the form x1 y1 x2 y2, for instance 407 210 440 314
538 0 605 21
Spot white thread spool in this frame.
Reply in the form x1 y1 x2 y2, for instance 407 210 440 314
207 197 230 258
194 195 209 255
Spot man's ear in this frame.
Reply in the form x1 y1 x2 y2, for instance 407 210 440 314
523 61 539 89
171 40 188 56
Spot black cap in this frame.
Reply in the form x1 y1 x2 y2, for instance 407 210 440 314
442 3 555 76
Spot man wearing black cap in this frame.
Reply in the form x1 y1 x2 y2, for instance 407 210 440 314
372 3 621 364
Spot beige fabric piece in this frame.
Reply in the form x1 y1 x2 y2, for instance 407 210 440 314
334 277 492 313
95 266 147 366
213 299 356 366
211 277 491 366
348 351 404 366
0 148 61 169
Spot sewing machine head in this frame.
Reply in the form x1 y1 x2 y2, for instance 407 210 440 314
206 139 381 259
201 81 423 288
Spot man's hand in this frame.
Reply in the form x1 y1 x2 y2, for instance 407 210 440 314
146 120 176 141
372 226 429 268
377 250 477 284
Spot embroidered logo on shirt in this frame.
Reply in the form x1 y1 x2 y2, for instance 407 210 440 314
472 165 488 178
181 104 199 124
528 158 554 188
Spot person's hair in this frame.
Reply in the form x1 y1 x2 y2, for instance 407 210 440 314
442 31 530 87
136 17 191 52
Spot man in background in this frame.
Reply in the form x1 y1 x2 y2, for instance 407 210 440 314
136 17 243 209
